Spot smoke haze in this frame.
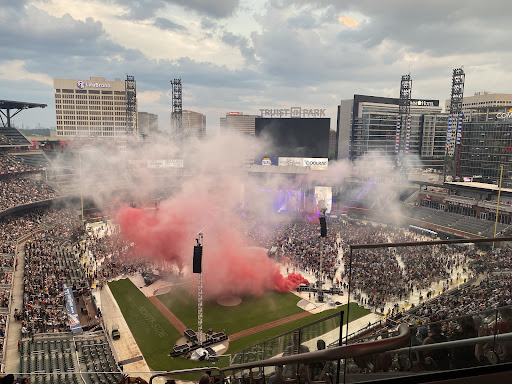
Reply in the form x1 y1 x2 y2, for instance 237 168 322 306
48 130 415 298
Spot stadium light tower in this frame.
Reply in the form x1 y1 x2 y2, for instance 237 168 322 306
193 231 204 345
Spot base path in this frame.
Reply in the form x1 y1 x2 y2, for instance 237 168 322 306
148 296 187 334
229 311 312 341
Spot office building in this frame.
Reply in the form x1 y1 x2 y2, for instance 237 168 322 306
171 110 206 138
53 76 137 140
445 91 512 115
138 112 159 136
337 95 445 169
220 112 259 135
457 108 512 186
219 112 259 168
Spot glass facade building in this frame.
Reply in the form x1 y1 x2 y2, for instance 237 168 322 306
459 110 512 186
337 95 446 170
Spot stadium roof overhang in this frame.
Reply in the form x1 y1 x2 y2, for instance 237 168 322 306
444 181 512 195
0 99 47 128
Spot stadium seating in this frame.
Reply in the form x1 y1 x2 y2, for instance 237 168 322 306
12 152 53 170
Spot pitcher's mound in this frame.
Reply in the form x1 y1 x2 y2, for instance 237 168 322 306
217 295 242 306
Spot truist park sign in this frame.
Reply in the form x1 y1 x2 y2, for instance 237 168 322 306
259 107 326 118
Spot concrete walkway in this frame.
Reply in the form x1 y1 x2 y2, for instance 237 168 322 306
5 242 26 373
92 283 155 382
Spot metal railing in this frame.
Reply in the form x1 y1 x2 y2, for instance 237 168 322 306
149 323 410 384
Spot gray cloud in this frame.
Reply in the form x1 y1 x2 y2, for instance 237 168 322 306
279 0 512 56
153 17 186 31
168 0 240 18
113 0 166 20
4 0 512 133
221 31 256 64
200 17 218 30
112 0 239 19
287 12 317 29
0 6 120 62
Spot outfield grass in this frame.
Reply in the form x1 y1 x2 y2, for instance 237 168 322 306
110 279 370 375
156 286 305 335
227 302 370 354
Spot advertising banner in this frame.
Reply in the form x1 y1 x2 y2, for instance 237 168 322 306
147 159 184 168
64 284 83 333
394 115 401 154
278 157 303 167
456 112 463 146
303 158 328 170
446 114 453 149
254 157 278 166
404 115 411 154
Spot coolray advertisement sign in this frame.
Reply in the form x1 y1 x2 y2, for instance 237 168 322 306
314 186 332 214
303 158 328 170
63 284 83 333
497 108 512 119
254 157 278 165
278 157 303 167
147 159 184 168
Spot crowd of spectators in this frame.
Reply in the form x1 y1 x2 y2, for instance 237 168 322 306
274 221 341 282
470 247 512 274
0 177 60 211
1 188 512 375
243 217 471 312
83 225 154 281
411 274 512 322
0 273 12 286
20 209 88 335
0 154 33 174
397 245 466 292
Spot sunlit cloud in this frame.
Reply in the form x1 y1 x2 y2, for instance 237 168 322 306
338 16 358 28
0 60 53 85
138 90 164 105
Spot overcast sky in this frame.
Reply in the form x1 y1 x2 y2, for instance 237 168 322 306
2 0 512 132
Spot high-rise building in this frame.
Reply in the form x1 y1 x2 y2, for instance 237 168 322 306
219 112 259 168
53 76 137 140
457 108 512 186
329 129 337 158
171 110 206 138
138 112 159 136
445 92 512 115
220 112 259 135
441 92 512 185
337 95 444 169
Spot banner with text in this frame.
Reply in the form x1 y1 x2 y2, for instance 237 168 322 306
147 159 184 168
278 157 304 167
303 158 329 170
64 284 83 333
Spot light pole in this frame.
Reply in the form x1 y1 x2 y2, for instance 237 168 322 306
193 231 204 345
318 206 327 302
